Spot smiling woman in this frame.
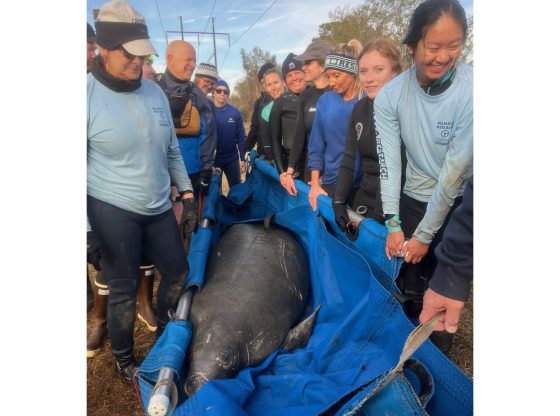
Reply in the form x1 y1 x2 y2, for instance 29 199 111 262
332 38 403 236
87 0 197 385
268 53 308 183
374 0 472 353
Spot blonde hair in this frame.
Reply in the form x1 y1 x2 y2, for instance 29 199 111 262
334 39 363 59
332 39 363 98
359 38 403 75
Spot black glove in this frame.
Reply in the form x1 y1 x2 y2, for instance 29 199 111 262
196 170 212 197
181 197 199 234
87 231 102 271
332 201 350 233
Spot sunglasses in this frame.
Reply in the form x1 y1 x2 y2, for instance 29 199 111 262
117 46 146 61
214 89 230 96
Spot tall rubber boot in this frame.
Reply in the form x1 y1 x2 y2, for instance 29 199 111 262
87 274 108 358
114 351 139 385
137 265 157 332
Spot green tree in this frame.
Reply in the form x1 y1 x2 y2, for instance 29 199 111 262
231 47 278 121
318 0 473 66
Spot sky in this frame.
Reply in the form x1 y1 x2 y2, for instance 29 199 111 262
87 0 473 88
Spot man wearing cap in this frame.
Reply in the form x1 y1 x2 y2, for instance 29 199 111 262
211 79 247 188
268 53 307 184
281 40 333 195
194 62 219 95
156 41 217 201
245 62 275 157
88 0 197 383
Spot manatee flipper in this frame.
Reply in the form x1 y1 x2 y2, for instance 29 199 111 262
281 304 321 351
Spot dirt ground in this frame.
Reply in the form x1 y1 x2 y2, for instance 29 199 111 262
87 266 472 416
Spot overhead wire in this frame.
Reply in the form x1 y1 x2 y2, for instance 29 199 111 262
200 0 218 43
153 0 166 43
219 0 279 71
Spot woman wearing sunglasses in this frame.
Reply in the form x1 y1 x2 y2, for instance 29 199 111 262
87 0 197 382
212 79 247 188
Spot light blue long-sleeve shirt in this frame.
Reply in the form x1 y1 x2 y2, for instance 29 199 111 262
374 62 473 244
87 74 192 229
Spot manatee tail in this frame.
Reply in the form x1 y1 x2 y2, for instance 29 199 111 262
281 304 321 351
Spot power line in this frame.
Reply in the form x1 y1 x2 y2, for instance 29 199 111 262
200 0 218 44
219 0 279 71
153 0 166 42
231 0 278 47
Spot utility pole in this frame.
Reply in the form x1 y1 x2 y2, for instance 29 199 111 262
180 16 184 41
167 18 229 68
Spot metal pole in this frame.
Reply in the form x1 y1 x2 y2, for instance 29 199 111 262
180 16 184 41
212 17 217 68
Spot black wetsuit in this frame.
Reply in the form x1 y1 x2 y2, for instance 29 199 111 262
245 92 272 157
287 85 329 183
269 90 303 175
334 97 383 222
335 96 408 223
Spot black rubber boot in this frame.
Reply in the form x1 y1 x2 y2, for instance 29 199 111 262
114 352 139 384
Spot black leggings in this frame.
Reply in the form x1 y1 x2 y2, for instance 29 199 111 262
397 193 463 306
87 196 188 356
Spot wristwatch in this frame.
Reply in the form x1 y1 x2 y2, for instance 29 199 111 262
384 215 402 233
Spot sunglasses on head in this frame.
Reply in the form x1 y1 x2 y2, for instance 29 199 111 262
214 88 229 96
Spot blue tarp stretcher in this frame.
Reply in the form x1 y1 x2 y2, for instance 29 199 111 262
138 152 473 415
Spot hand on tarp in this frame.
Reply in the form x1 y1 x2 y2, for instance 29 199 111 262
87 231 102 271
196 170 212 197
333 201 359 240
333 201 350 233
181 197 199 235
419 288 465 333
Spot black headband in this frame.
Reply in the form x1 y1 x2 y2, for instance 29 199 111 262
324 53 357 75
94 21 149 50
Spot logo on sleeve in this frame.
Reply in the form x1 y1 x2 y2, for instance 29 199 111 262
355 122 363 141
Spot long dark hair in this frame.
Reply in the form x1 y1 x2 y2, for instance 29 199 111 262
403 0 468 49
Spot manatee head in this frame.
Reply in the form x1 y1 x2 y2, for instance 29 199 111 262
184 336 243 397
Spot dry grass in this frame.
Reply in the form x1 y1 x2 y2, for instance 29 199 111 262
86 244 473 416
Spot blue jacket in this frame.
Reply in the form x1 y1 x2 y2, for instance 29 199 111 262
307 91 360 187
213 103 246 167
429 176 473 301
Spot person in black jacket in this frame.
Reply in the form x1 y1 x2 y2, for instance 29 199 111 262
419 176 472 334
245 62 276 156
332 38 403 231
270 53 307 183
259 68 285 160
281 40 333 194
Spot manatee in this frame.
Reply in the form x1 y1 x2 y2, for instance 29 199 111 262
184 222 319 396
